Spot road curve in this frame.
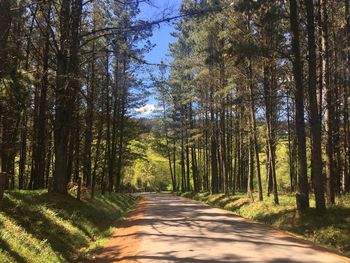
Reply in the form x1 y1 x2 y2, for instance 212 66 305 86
94 194 350 263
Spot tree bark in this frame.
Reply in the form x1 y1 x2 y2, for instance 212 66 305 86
249 61 263 201
0 0 12 80
304 0 326 212
320 0 335 204
290 0 310 210
33 1 51 189
343 0 350 193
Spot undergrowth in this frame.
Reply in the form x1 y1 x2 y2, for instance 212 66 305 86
0 190 137 262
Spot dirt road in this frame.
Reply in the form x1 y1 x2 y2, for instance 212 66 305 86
93 194 350 263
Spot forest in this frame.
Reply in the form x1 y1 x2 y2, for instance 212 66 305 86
151 0 350 213
0 0 350 262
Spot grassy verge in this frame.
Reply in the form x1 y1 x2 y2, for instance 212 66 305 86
0 190 138 263
180 192 350 258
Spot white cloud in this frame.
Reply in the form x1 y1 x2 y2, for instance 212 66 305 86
135 104 157 115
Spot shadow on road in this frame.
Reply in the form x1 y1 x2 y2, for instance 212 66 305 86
92 194 349 263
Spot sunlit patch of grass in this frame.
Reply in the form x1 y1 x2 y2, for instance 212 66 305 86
0 212 60 263
182 191 350 258
0 190 137 262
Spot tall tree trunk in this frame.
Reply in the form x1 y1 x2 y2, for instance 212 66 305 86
204 111 209 191
163 100 176 191
91 119 103 199
320 0 335 204
290 0 310 210
249 61 263 201
192 145 198 192
263 64 278 203
33 2 51 188
104 53 113 193
343 0 350 193
304 0 326 212
73 97 80 183
221 106 228 196
286 91 296 192
115 57 128 191
247 131 254 200
0 0 12 80
83 41 96 188
19 113 27 189
211 106 218 194
181 129 186 192
45 129 53 186
54 0 83 194
115 104 126 191
186 141 191 192
173 139 177 191
189 103 198 192
53 0 72 194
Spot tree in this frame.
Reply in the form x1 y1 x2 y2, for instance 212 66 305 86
304 0 326 212
289 0 309 210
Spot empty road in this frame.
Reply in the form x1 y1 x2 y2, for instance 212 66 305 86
94 194 350 263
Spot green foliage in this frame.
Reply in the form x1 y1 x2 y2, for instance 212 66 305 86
0 191 137 262
123 134 173 191
0 69 33 113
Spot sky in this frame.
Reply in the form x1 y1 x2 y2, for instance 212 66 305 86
138 0 182 64
135 0 182 117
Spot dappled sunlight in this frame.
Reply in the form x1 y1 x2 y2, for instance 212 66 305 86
0 0 350 261
184 192 350 258
0 191 137 262
97 194 349 263
0 213 60 263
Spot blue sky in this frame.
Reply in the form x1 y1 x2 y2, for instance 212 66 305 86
135 0 182 116
138 0 182 64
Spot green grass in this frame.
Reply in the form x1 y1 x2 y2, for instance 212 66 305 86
0 190 138 263
181 192 350 258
